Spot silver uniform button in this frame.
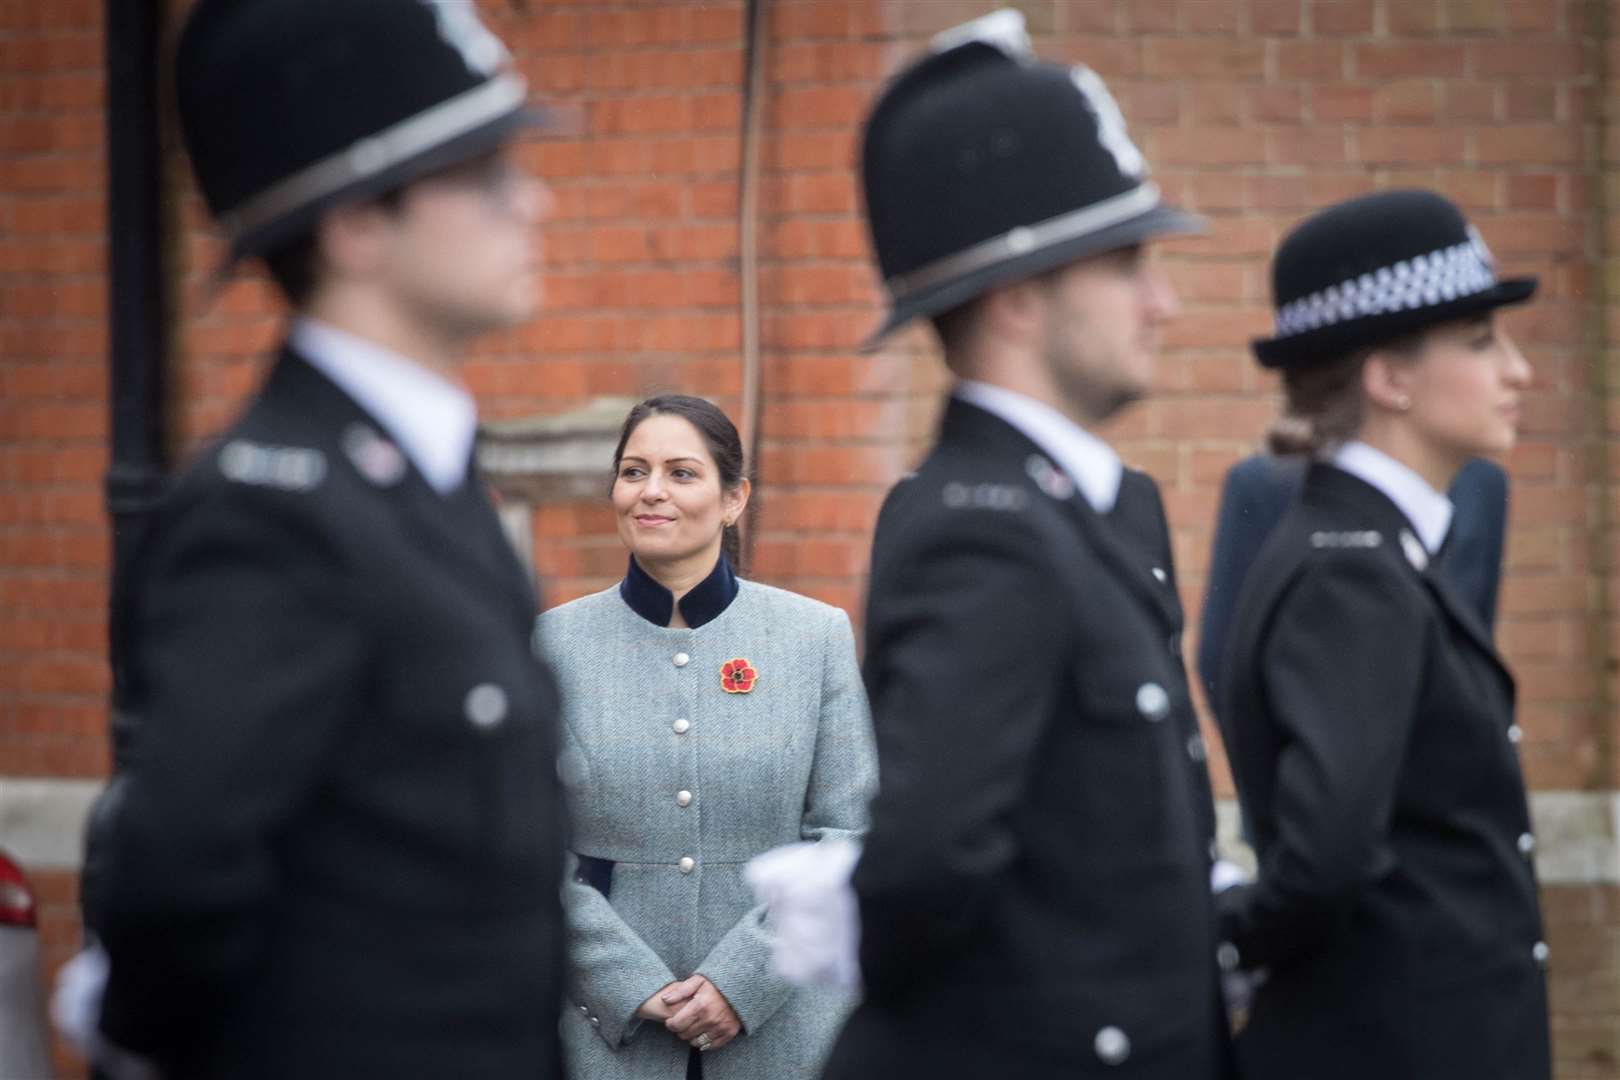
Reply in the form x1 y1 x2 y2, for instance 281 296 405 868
1135 683 1170 722
1186 734 1207 763
464 683 509 729
578 1004 589 1014
1532 941 1549 965
673 717 690 734
1094 1025 1131 1066
678 856 696 874
1151 566 1168 584
590 1015 600 1027
676 790 693 807
1217 942 1240 973
1518 832 1536 856
1507 724 1524 744
673 652 690 668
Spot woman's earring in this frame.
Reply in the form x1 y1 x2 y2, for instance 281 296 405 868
1395 395 1411 411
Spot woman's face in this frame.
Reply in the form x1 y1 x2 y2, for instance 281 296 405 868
1400 311 1533 460
612 413 743 570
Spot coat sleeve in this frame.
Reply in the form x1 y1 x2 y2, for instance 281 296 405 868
560 856 679 1047
93 492 365 1056
1216 551 1427 972
697 607 877 1034
851 508 1067 998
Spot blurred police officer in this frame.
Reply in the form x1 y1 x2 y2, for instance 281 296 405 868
822 12 1229 1078
81 2 566 1076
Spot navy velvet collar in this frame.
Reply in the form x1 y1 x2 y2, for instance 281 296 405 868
619 552 738 629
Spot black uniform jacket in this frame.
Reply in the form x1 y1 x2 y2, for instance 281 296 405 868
87 348 566 1079
1216 463 1549 1080
824 399 1227 1080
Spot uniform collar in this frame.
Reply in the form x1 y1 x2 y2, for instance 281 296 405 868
953 380 1122 513
620 552 739 629
289 317 478 495
1331 440 1454 554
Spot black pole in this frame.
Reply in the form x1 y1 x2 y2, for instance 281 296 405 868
103 0 169 769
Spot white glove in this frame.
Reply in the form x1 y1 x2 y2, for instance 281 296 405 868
51 944 162 1080
744 839 862 989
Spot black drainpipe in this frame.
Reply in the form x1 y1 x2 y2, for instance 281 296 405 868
102 0 170 770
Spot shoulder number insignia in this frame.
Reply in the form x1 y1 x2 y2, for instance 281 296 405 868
1309 530 1382 550
218 439 326 492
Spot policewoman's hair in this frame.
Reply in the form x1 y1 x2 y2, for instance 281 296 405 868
1266 332 1422 457
612 395 748 568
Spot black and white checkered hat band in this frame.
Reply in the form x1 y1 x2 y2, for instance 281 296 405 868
1272 236 1497 340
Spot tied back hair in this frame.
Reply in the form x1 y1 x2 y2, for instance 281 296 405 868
612 395 749 569
1266 331 1423 457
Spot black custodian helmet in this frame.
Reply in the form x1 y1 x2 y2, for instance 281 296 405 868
174 0 547 266
859 9 1201 347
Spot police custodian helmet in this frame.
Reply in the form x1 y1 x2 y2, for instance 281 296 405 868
1251 189 1538 370
175 0 547 266
859 9 1201 346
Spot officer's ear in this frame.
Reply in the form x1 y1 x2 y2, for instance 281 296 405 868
316 199 404 283
1360 332 1426 417
977 277 1047 348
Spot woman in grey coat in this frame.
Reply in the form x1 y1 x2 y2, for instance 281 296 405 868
535 395 875 1080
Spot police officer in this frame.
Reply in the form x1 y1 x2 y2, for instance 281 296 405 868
821 12 1229 1078
1215 189 1550 1079
81 2 566 1076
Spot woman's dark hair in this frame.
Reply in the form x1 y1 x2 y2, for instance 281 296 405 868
612 395 749 568
1266 331 1424 456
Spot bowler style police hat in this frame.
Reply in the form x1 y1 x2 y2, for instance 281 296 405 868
175 0 547 266
859 10 1201 347
1252 189 1538 370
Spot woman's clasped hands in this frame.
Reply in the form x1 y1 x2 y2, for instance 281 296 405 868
636 974 741 1053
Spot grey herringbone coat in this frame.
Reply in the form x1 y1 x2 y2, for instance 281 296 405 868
536 580 875 1080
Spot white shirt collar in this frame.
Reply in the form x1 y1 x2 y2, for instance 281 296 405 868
1331 440 1454 554
289 318 478 495
953 380 1122 513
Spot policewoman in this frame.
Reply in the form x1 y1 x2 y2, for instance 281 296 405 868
81 2 568 1076
535 396 875 1080
822 12 1230 1078
1215 189 1550 1080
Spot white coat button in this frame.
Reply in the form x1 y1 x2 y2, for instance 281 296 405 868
590 1015 600 1027
1518 832 1536 856
1094 1025 1131 1065
1532 941 1549 965
1217 942 1240 972
676 790 693 807
673 652 690 668
1151 566 1168 584
1508 724 1524 744
578 1004 589 1014
1187 735 1207 764
678 856 695 874
673 717 690 734
464 683 508 729
1135 683 1170 722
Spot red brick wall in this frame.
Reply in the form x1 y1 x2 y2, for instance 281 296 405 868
2 1 1616 1077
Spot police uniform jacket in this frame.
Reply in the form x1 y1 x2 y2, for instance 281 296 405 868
1215 459 1549 1080
87 343 566 1079
536 563 875 1080
823 395 1228 1080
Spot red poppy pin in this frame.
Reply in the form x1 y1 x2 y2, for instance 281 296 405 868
720 658 757 694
